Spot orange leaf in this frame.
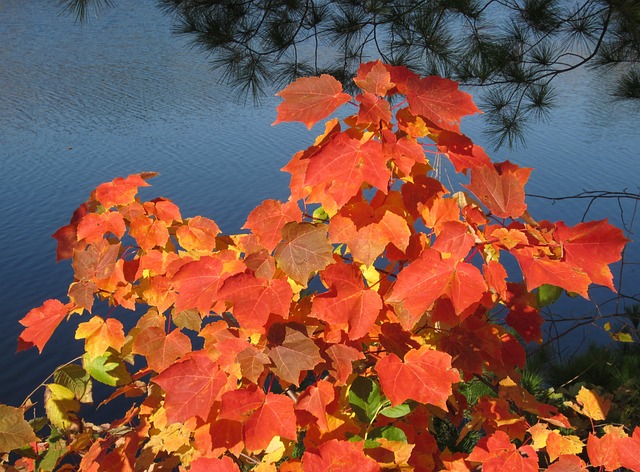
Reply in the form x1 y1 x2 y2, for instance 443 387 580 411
153 350 230 423
273 222 333 285
75 316 125 358
376 346 460 408
465 162 531 219
17 299 70 353
312 263 383 340
132 326 191 373
405 75 480 132
273 75 351 129
176 216 220 253
243 199 302 252
354 60 395 97
94 173 154 208
302 439 379 472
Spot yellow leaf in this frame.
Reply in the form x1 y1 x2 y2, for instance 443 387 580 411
571 386 610 421
546 432 583 463
45 384 80 431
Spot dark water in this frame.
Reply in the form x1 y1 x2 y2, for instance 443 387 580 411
1 1 639 407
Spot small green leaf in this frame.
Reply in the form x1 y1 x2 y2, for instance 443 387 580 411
537 284 562 307
37 438 68 472
312 206 329 222
348 376 383 423
0 404 38 453
347 434 380 449
379 403 412 418
53 364 92 403
84 352 132 387
369 425 408 443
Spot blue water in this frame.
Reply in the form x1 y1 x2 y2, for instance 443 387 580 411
1 0 639 407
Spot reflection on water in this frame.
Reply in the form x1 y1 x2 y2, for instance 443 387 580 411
1 0 639 407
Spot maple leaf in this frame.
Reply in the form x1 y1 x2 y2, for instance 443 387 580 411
236 345 271 383
219 386 297 452
329 207 411 266
71 240 120 282
217 273 293 331
546 455 588 472
311 263 383 340
555 220 627 290
273 222 334 285
356 92 392 125
617 427 640 471
17 299 70 353
75 316 125 358
545 432 584 463
68 280 97 313
189 456 240 472
175 215 220 253
273 74 351 129
76 211 126 244
268 326 322 386
468 431 538 472
132 326 191 373
465 162 531 219
295 379 336 432
171 255 230 315
303 132 390 208
587 432 621 471
513 247 591 298
354 60 395 97
324 343 365 385
437 130 492 173
302 439 380 472
405 75 480 132
376 346 460 408
129 214 169 251
243 199 302 252
0 405 38 453
571 386 611 421
94 173 154 208
386 248 486 330
52 203 88 261
153 350 231 423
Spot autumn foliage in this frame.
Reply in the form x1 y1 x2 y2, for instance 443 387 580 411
3 61 639 471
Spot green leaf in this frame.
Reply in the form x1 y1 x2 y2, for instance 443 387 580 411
312 206 329 222
44 384 80 431
379 402 412 418
347 434 380 449
53 364 93 403
0 404 38 453
348 376 383 423
537 284 562 307
84 352 132 387
37 438 68 472
369 425 408 443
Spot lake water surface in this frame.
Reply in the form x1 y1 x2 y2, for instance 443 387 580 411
1 0 639 407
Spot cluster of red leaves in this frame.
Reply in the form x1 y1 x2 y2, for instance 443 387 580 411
9 61 639 471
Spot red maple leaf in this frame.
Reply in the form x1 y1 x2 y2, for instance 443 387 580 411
311 263 383 340
295 380 336 432
189 456 240 472
219 386 297 452
217 273 292 331
437 130 492 173
153 350 231 423
376 346 460 408
94 173 155 208
52 203 88 261
468 431 538 472
465 162 531 219
555 220 627 290
175 216 220 253
513 247 591 298
273 75 351 129
243 199 302 252
386 247 486 329
354 60 395 97
304 132 389 208
17 299 70 353
132 326 191 373
302 439 380 472
171 255 234 314
405 75 480 132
